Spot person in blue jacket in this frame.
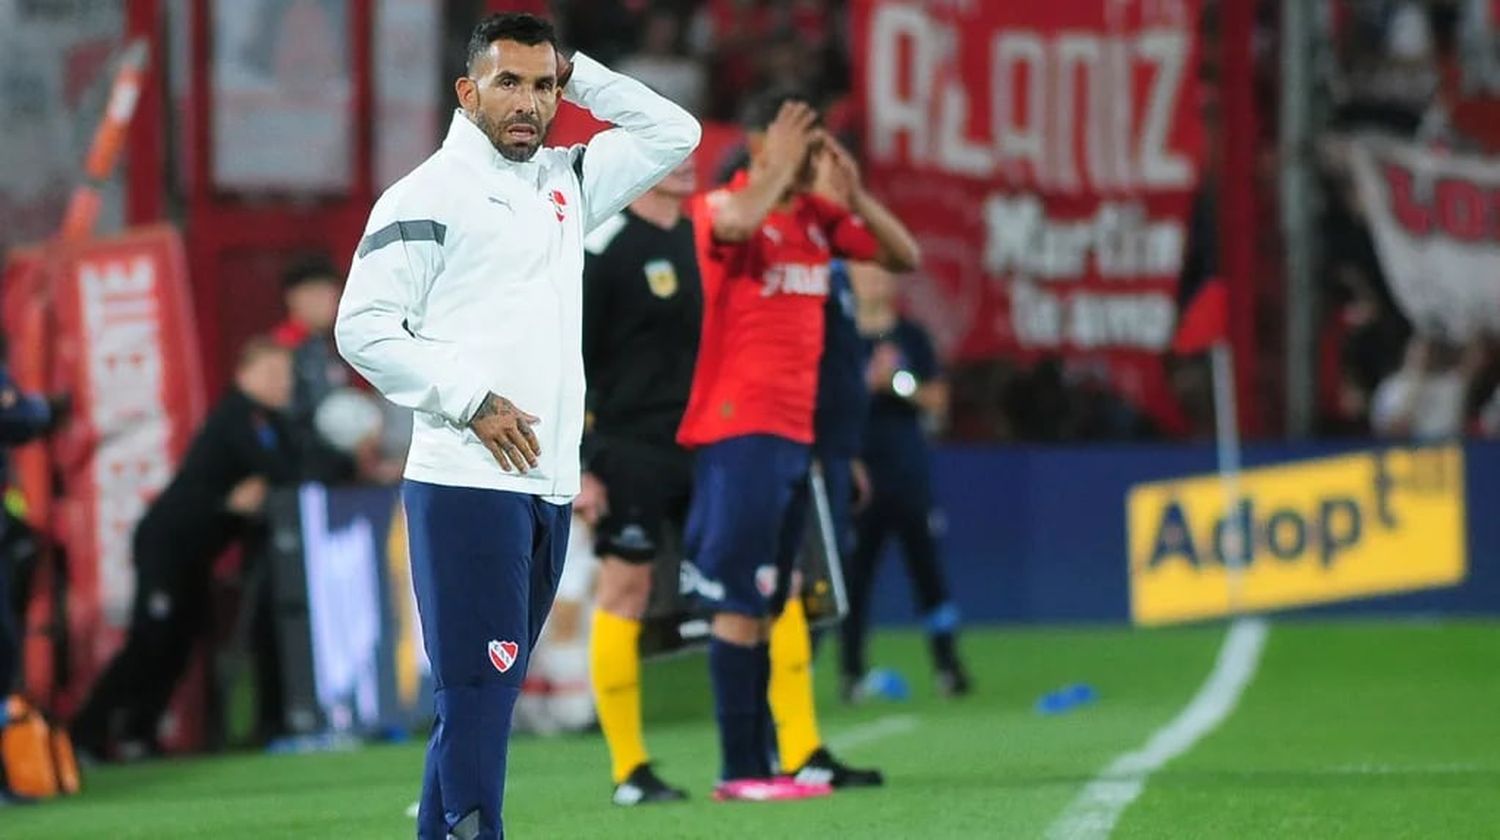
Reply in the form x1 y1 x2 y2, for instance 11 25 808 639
810 260 870 591
0 348 68 701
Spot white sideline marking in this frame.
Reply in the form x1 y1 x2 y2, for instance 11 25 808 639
827 714 920 752
1046 617 1269 840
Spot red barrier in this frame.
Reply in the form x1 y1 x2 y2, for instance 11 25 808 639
1 226 206 747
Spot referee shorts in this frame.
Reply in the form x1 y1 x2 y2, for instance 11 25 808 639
589 436 694 563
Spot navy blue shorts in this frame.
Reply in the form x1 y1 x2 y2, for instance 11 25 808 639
682 434 811 618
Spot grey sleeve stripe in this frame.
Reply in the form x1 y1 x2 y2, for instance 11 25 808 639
357 220 447 258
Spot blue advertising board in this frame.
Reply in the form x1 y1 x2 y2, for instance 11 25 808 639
864 440 1500 627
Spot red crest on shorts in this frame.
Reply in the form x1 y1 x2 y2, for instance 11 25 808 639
549 190 567 222
488 639 519 673
755 565 779 598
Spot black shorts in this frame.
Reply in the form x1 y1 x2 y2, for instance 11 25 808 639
590 436 694 563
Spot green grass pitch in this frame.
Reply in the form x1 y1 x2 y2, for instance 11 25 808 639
7 621 1499 838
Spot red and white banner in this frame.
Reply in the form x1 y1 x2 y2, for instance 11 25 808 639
852 0 1202 421
1350 140 1500 338
2 227 205 724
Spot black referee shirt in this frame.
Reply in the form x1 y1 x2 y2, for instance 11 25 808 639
582 208 702 448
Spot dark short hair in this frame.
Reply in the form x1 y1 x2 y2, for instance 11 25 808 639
742 86 822 132
467 13 558 73
282 256 340 292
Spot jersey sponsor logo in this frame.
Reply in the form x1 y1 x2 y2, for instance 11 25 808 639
762 263 831 298
488 639 519 673
549 189 568 223
643 259 679 298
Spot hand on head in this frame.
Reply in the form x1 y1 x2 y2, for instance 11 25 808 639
760 100 820 179
813 133 862 207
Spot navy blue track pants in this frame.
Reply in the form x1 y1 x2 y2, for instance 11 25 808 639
403 480 570 840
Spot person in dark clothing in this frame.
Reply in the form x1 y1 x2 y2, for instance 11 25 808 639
273 256 359 483
809 259 871 572
578 160 702 805
581 158 879 803
70 337 299 760
0 360 64 806
840 262 970 699
0 357 67 699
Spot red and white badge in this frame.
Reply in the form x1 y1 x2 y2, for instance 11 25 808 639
488 639 519 673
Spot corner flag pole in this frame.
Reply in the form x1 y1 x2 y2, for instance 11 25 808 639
1210 341 1247 616
57 38 150 243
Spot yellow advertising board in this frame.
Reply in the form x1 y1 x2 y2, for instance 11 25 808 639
1127 446 1466 625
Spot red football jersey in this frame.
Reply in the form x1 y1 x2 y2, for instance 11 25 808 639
677 171 881 447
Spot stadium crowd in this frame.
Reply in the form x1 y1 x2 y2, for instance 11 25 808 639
1315 0 1500 439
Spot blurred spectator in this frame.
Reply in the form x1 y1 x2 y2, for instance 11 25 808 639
1004 358 1072 442
556 0 649 65
1062 364 1157 440
273 257 362 483
0 338 68 718
691 0 772 119
944 355 1161 444
1370 336 1468 439
945 360 1018 442
1461 335 1500 434
1330 0 1442 136
759 32 820 96
70 337 299 762
273 258 345 396
618 10 707 114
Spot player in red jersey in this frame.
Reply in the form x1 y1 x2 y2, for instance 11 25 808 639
678 91 920 801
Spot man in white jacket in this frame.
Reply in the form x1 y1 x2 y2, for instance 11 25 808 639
335 13 699 839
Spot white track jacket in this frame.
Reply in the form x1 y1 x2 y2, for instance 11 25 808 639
336 53 700 502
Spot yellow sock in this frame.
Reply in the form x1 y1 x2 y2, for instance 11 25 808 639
590 609 648 783
769 598 822 770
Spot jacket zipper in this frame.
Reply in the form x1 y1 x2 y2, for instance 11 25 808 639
548 190 568 500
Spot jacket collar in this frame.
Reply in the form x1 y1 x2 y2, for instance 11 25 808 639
442 109 541 177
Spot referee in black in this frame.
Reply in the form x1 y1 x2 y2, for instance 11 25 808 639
579 159 700 805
